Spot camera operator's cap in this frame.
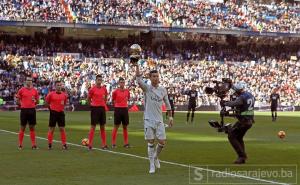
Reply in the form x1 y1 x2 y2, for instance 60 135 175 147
232 82 246 91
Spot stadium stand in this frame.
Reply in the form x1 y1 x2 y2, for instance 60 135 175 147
0 0 299 33
0 34 299 107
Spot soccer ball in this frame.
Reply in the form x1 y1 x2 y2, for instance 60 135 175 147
278 131 286 139
81 138 89 146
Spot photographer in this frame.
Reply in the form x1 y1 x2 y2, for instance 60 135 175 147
223 82 255 164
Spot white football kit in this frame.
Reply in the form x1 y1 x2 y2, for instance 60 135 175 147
137 76 171 140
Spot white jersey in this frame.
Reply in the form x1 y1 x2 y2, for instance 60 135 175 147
137 76 171 123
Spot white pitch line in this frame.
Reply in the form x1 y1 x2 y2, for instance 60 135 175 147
0 129 289 185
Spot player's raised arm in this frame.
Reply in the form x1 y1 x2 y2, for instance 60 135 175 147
135 64 148 92
130 43 148 92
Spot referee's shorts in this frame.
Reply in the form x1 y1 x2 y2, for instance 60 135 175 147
20 108 36 126
90 106 106 125
49 110 65 127
114 107 129 126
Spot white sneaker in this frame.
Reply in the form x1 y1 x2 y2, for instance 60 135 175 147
154 157 160 169
149 162 155 174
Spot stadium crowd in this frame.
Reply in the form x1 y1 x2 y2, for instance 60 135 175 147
0 0 68 22
154 0 300 32
0 0 300 33
1 34 300 107
67 0 156 25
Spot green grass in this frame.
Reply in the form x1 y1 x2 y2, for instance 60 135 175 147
0 111 299 185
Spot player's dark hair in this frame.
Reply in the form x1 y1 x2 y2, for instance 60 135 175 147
96 74 102 79
149 70 158 77
119 77 125 82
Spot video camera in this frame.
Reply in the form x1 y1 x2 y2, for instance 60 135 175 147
204 78 232 99
204 78 235 133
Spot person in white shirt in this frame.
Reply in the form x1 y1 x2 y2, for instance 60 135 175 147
135 64 173 174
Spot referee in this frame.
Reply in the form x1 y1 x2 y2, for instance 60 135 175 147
45 80 68 150
16 77 39 150
87 75 108 150
111 77 130 148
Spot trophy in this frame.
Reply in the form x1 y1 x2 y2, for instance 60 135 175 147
129 44 142 65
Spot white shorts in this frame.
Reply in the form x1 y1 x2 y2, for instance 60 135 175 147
144 119 166 140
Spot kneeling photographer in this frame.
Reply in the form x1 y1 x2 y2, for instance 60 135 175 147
222 82 255 164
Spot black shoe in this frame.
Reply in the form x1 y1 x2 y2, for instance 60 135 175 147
112 144 117 149
234 157 246 164
18 145 23 150
48 143 52 150
32 145 38 150
101 145 109 150
62 144 68 150
88 146 92 151
123 144 131 148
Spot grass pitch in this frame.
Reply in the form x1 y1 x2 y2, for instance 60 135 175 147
0 111 299 185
